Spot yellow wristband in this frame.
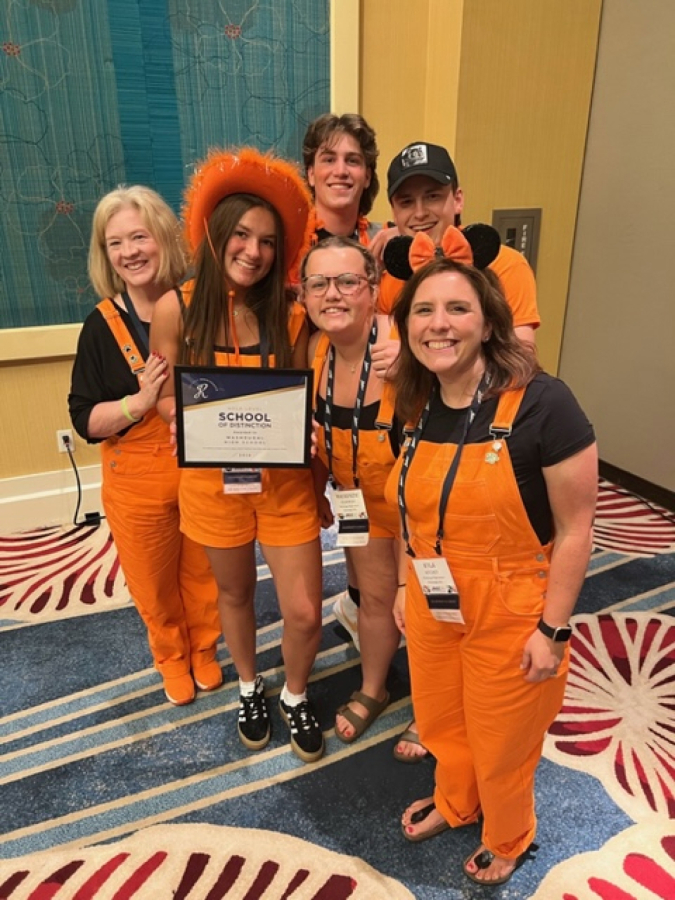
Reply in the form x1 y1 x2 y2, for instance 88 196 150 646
120 395 140 423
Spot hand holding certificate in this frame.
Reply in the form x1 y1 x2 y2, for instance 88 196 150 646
175 367 313 468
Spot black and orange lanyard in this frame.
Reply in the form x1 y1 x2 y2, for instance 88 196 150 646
398 372 490 557
324 320 378 489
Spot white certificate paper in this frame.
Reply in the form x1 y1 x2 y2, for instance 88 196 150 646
175 367 313 468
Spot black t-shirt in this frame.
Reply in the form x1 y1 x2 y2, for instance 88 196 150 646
68 303 149 443
418 373 595 544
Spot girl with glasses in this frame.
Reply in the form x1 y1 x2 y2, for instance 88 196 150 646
301 236 402 743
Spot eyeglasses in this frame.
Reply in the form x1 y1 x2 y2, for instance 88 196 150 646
302 273 371 297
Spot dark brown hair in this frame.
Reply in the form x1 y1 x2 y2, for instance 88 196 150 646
392 257 540 423
302 113 379 216
180 193 293 367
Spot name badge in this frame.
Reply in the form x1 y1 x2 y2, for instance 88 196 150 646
330 486 369 547
412 557 464 624
222 468 263 494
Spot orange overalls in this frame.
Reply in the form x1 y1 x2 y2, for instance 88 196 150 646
97 299 220 679
387 387 568 859
312 331 399 538
178 297 320 549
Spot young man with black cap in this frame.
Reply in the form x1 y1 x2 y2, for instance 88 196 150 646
379 141 540 345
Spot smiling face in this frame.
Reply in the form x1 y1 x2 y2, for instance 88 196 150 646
302 246 375 339
307 133 372 218
223 206 276 296
390 175 463 245
406 271 489 389
105 205 161 291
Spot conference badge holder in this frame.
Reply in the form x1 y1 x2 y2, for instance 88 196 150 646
412 557 465 624
222 468 262 494
330 486 369 547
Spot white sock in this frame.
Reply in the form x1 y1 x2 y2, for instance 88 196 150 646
239 677 258 697
281 684 307 707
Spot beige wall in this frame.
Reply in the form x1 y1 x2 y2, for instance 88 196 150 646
361 0 464 225
361 0 601 374
0 343 100 482
455 0 601 373
559 0 675 491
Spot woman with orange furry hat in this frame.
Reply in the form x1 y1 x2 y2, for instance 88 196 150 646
151 148 324 763
68 186 221 707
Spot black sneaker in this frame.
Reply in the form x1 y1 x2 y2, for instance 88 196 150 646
279 697 325 763
238 676 270 750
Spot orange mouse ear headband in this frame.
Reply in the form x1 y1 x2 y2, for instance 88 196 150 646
383 224 501 281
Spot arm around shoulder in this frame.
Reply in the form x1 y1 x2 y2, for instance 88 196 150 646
150 288 183 423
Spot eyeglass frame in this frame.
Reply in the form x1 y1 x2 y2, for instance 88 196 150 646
301 273 375 297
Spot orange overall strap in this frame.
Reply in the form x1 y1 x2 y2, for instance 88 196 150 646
375 382 395 429
374 317 398 429
96 298 145 381
490 386 527 435
311 332 331 409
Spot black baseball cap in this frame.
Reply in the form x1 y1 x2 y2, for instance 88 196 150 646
387 142 458 200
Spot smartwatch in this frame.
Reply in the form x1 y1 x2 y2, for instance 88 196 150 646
537 617 572 642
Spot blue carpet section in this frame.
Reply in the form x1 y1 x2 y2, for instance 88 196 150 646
1 528 674 897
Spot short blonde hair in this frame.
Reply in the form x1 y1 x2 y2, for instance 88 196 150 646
88 185 188 298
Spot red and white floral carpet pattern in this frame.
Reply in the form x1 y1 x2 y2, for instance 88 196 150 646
2 479 675 898
535 481 675 898
532 822 675 899
0 826 414 900
0 523 127 623
592 479 675 556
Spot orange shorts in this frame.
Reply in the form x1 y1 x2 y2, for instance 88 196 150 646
179 467 320 548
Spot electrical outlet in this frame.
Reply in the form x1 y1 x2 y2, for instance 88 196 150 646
57 429 74 453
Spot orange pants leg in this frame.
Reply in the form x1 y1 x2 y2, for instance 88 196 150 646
406 581 482 827
103 461 192 678
177 534 221 669
459 607 566 859
407 576 566 858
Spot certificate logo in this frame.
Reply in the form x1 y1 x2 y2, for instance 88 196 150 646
192 379 220 401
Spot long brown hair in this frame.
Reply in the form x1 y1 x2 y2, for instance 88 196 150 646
392 257 540 423
180 193 293 367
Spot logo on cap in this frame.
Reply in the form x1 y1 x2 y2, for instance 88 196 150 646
401 144 428 169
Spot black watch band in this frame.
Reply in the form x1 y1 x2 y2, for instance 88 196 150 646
537 617 572 642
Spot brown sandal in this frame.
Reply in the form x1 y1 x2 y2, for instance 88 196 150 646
463 842 538 885
401 800 449 843
335 690 390 744
393 721 430 763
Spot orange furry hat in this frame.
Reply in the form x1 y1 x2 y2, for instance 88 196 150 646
183 147 313 277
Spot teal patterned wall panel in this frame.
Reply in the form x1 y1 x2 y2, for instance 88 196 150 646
0 0 329 329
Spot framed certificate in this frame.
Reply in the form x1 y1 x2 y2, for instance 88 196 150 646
175 366 313 468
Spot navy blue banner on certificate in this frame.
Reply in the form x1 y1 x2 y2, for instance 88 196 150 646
175 366 313 468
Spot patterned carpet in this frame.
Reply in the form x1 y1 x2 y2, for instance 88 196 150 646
0 480 674 899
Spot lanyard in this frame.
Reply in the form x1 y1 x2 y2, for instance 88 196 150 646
324 320 378 488
121 291 149 355
397 372 490 557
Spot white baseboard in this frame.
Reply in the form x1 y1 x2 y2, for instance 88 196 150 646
0 465 103 533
